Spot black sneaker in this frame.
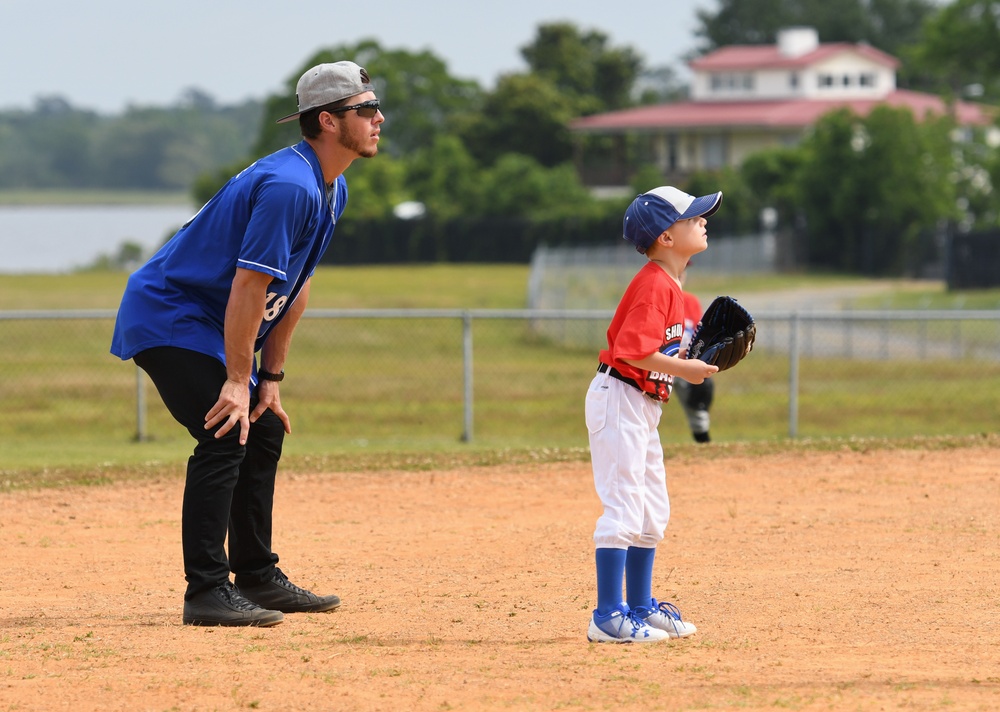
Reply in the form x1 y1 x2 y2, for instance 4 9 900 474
182 581 284 627
235 567 341 613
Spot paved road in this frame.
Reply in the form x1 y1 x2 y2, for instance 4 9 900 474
727 283 903 315
725 283 995 362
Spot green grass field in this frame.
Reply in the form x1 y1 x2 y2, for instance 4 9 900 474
5 264 1000 311
2 265 998 485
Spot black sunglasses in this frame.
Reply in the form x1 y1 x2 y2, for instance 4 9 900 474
329 100 381 119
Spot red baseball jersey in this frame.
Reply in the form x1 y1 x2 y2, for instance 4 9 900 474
599 262 684 401
681 290 702 349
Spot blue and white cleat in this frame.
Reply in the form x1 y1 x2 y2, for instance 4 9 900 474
634 598 697 638
587 603 670 643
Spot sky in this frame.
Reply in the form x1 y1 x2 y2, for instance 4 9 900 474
0 0 716 114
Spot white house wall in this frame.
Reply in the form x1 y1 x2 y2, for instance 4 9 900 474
691 51 895 102
802 54 895 99
754 69 804 100
689 74 718 100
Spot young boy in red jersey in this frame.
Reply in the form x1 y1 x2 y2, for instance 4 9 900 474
585 186 722 643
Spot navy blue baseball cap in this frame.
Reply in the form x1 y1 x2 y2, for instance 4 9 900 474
623 186 723 253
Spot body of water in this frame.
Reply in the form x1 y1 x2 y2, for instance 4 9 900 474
0 204 196 273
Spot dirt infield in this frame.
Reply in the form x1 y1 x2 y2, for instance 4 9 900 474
2 444 998 711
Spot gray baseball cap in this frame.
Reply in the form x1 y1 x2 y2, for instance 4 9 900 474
275 61 375 124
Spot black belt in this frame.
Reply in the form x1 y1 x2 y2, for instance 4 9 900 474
597 362 662 401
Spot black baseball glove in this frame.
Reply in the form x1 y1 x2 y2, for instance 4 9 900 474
686 296 756 371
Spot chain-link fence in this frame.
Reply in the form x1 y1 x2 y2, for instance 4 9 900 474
528 240 779 312
3 309 998 470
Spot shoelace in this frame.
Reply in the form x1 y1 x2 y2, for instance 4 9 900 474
272 568 310 595
612 610 649 637
628 612 650 635
652 599 685 621
218 582 260 611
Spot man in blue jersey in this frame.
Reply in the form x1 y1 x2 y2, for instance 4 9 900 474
111 61 384 627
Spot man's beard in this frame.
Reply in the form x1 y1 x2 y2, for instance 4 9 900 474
339 128 378 158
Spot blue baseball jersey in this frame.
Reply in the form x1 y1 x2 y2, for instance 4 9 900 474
110 140 345 369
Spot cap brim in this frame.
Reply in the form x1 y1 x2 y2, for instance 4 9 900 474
275 111 302 125
276 104 326 124
678 192 723 220
274 83 377 125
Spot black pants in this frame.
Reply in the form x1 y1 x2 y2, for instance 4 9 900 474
134 346 283 599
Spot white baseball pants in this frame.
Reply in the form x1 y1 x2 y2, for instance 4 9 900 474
585 372 671 549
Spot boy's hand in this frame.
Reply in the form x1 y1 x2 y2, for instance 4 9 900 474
680 360 719 385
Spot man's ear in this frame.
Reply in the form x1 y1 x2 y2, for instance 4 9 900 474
319 111 338 133
657 230 673 248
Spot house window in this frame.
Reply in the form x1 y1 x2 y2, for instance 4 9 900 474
790 72 799 90
702 134 728 169
710 73 754 93
819 74 835 88
842 74 851 86
860 73 876 87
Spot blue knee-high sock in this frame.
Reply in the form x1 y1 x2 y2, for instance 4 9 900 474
595 548 627 616
625 546 656 611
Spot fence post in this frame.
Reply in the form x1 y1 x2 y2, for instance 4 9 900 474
135 363 147 442
461 312 473 443
788 312 800 439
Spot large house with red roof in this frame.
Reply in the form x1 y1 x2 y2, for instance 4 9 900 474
571 27 996 189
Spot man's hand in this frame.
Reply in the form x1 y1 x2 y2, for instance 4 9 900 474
205 378 252 444
251 380 291 434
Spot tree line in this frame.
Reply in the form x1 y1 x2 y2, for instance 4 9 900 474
4 0 1000 275
0 90 261 191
